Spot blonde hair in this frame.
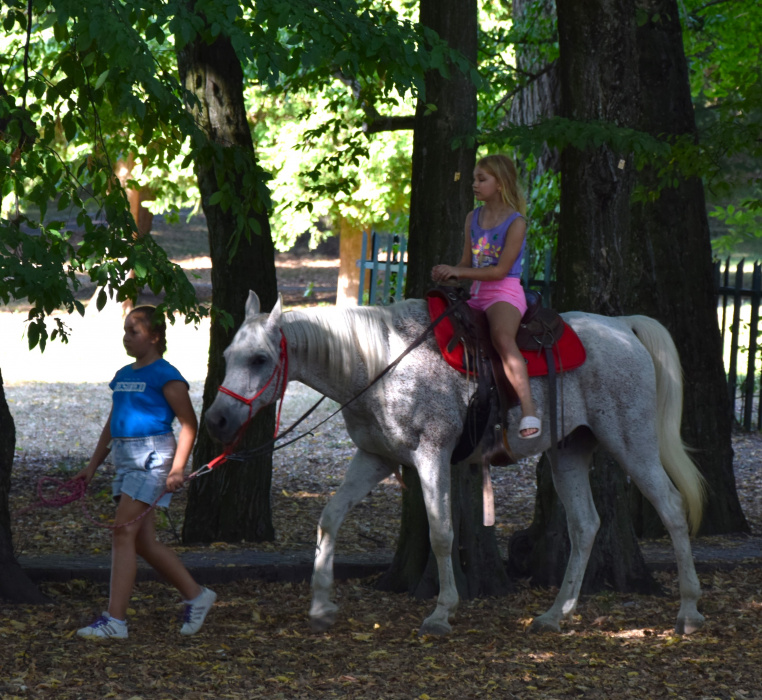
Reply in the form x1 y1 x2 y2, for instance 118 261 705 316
476 154 527 215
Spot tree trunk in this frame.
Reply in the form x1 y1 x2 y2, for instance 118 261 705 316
507 0 561 173
381 0 510 599
626 0 747 536
509 0 659 593
404 0 478 300
336 219 365 306
0 369 48 603
177 33 279 543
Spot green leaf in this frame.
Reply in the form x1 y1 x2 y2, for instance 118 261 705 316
27 322 40 350
94 70 109 90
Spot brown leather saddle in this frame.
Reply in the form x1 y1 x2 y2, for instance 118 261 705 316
425 285 566 468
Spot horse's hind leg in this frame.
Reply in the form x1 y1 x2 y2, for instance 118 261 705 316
531 430 599 633
310 449 393 632
612 449 704 634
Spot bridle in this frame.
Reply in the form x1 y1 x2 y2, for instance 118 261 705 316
208 296 466 469
217 330 289 438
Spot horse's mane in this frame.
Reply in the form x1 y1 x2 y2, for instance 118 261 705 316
281 302 413 383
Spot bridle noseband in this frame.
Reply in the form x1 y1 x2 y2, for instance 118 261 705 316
217 331 289 437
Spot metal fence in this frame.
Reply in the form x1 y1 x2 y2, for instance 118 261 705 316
716 258 762 430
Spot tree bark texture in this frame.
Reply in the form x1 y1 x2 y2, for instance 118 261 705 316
0 369 48 603
405 0 478 299
627 1 746 536
555 0 745 536
382 0 511 598
177 34 279 543
506 0 561 173
505 0 658 594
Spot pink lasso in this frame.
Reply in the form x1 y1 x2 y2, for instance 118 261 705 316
16 476 167 530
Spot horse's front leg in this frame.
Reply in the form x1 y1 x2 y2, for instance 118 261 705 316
416 454 458 636
310 449 394 632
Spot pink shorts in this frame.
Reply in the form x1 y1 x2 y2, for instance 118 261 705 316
467 277 527 316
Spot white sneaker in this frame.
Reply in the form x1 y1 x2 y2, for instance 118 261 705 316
77 613 128 640
180 587 217 636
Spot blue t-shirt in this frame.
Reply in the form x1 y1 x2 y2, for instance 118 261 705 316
109 358 188 438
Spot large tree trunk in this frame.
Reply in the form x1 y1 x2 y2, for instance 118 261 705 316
626 0 747 536
0 369 48 603
177 33 279 543
404 0 478 300
511 0 746 590
507 0 561 173
380 0 511 599
509 0 661 593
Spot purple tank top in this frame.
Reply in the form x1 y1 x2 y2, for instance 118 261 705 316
470 208 525 278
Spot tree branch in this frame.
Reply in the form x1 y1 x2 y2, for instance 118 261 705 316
334 70 416 134
492 61 557 114
363 115 416 134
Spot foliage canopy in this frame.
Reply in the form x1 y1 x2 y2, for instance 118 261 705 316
0 0 452 346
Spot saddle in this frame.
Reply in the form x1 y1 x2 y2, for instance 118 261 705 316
426 285 583 471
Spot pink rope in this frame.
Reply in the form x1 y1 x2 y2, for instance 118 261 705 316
16 460 216 530
14 476 166 530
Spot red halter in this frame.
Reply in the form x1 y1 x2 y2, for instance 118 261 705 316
217 331 289 438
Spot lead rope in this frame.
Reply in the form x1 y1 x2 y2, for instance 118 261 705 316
19 301 464 529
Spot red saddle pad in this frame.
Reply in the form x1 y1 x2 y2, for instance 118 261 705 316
427 296 586 378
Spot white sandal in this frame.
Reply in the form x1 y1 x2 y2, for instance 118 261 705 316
518 415 542 439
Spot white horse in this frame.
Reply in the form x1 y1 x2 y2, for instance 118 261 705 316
205 292 706 636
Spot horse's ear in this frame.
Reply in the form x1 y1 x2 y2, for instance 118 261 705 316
245 291 261 318
266 293 284 330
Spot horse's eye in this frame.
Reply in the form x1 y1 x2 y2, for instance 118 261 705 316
249 353 268 367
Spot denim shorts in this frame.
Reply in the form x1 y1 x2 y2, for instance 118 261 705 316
111 433 177 508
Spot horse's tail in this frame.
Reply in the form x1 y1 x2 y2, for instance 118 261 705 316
625 314 706 534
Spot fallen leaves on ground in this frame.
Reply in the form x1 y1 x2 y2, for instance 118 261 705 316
1 570 762 699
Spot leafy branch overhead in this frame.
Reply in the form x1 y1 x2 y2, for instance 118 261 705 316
0 0 448 346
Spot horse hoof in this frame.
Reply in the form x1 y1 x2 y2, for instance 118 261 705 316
528 616 561 634
419 619 452 636
675 614 705 636
310 611 337 632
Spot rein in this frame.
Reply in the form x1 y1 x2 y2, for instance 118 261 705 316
19 299 464 528
217 297 467 464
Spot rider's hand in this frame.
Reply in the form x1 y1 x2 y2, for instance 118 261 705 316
431 265 458 283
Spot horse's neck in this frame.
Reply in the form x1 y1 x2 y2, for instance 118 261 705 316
281 306 391 404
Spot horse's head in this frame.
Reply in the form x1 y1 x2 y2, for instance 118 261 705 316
205 291 286 445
